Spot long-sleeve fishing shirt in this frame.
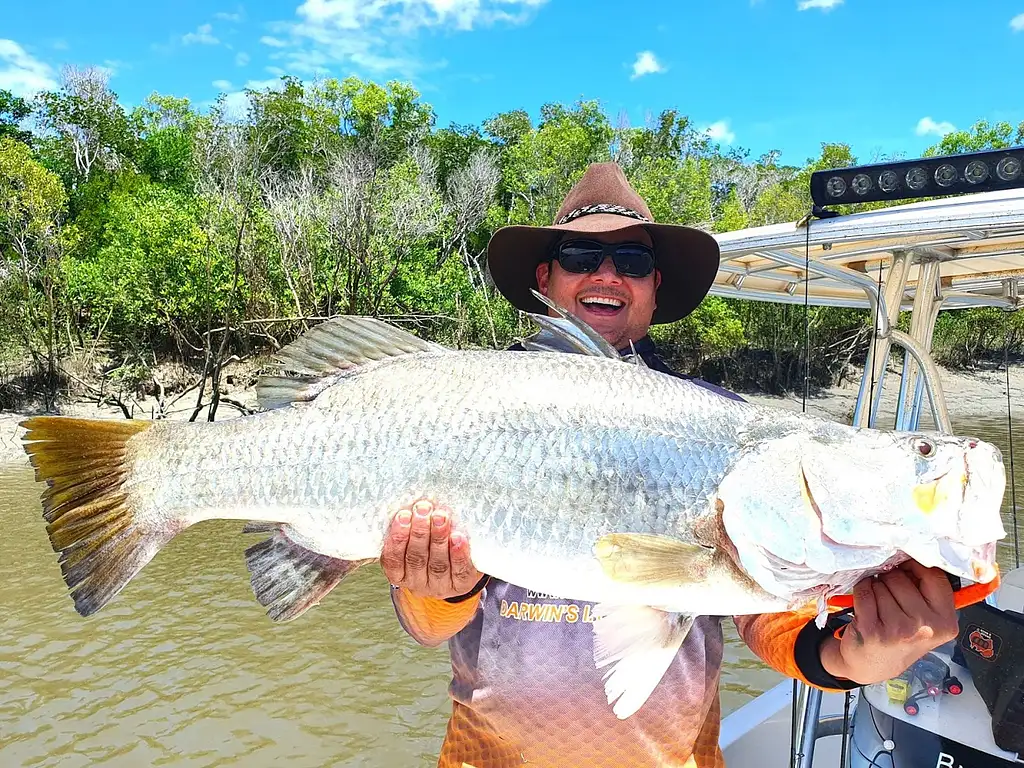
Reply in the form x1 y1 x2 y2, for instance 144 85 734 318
391 336 858 768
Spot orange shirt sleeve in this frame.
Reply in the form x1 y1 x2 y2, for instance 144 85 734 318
734 608 860 692
391 587 482 647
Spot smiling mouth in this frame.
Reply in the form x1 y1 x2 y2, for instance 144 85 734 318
579 296 625 315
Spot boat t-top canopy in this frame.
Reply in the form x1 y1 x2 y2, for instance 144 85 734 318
711 188 1024 312
709 187 1024 433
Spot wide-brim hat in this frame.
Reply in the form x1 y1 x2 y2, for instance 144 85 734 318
486 162 721 325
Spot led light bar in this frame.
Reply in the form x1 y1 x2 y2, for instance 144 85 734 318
810 146 1024 207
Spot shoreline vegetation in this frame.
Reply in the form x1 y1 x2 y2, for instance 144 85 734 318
3 70 1024 470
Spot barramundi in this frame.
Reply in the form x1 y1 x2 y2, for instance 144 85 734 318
19 292 1006 719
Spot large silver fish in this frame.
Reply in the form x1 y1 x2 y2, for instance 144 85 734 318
19 292 1006 719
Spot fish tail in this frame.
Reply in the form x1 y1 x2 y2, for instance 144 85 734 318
20 416 175 617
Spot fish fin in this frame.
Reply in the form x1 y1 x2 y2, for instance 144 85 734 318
19 415 177 617
592 603 695 719
256 315 447 410
521 320 620 359
624 339 648 367
245 531 371 621
594 533 715 586
526 289 623 359
520 327 604 357
815 595 830 628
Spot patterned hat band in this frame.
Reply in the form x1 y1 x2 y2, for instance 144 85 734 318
556 203 651 226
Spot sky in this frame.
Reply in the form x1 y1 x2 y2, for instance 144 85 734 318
1 0 1023 167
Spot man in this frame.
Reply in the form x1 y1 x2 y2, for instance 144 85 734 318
380 163 960 767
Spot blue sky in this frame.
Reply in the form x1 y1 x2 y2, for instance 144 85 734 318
2 0 1022 167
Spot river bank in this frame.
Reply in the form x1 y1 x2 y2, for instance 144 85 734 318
2 359 1023 468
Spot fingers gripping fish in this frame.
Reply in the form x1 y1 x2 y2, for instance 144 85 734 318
19 291 1006 720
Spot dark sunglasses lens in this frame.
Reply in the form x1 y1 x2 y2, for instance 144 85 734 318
557 242 604 273
612 246 655 277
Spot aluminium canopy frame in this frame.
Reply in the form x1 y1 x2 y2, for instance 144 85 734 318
710 187 1024 436
708 187 1024 768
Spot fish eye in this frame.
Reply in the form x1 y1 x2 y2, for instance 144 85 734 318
911 437 936 458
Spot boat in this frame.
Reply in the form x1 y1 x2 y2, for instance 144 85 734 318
710 179 1024 768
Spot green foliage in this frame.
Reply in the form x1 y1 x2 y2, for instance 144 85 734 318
652 296 746 362
924 120 1024 156
0 89 33 144
425 123 494 193
63 178 236 347
0 137 67 247
714 189 748 232
1 69 1016 403
131 93 204 190
0 137 72 401
34 68 139 215
500 100 613 224
931 307 1024 368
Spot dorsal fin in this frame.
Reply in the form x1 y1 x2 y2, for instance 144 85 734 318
256 315 446 410
624 339 647 368
522 289 647 367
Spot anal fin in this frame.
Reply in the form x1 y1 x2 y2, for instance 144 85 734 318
244 530 371 621
591 603 695 719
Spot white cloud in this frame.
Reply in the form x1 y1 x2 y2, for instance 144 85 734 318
245 77 285 91
260 35 289 47
296 0 545 32
1012 13 1024 31
100 59 125 77
797 0 843 10
235 51 250 66
705 120 736 144
0 39 57 97
212 79 233 90
216 10 244 21
266 0 547 76
916 116 956 137
630 51 664 80
182 23 220 45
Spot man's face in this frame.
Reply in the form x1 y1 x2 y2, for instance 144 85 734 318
535 224 661 350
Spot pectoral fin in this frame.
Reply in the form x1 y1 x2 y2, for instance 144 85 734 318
593 533 716 586
592 604 695 719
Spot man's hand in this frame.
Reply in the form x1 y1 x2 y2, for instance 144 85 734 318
819 560 960 685
380 498 483 600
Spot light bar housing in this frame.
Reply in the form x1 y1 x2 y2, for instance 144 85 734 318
810 146 1024 207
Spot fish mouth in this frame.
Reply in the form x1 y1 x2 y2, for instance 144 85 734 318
970 541 1000 582
902 538 1002 584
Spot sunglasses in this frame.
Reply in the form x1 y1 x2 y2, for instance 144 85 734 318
552 239 656 279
